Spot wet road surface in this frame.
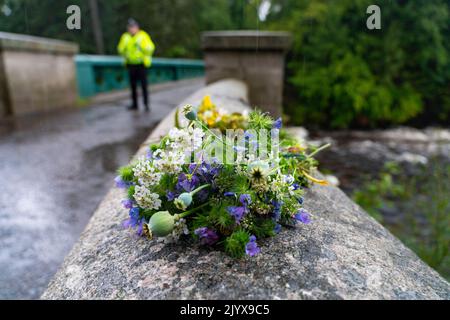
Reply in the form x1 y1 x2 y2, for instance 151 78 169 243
0 80 203 299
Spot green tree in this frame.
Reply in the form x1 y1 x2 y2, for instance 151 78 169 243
0 0 261 57
266 0 450 128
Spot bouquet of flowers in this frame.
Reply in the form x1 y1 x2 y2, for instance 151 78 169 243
115 96 329 258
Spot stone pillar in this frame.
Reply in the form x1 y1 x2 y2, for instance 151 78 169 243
0 32 79 118
202 31 292 117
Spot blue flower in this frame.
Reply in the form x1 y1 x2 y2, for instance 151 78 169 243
198 162 221 181
227 206 246 224
195 227 219 246
197 189 209 202
272 200 283 221
177 173 199 192
224 192 236 197
274 224 282 234
188 163 197 173
292 183 300 191
296 197 304 205
146 149 153 160
115 176 131 189
244 131 255 139
245 235 261 257
294 209 311 224
239 194 252 206
123 207 145 236
166 191 176 201
273 118 283 129
121 199 133 209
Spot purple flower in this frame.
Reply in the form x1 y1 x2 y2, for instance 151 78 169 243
294 209 311 224
224 192 236 197
115 176 131 189
146 149 153 160
177 173 199 192
273 118 283 129
195 227 219 246
123 207 145 236
166 191 176 201
189 162 221 181
244 131 255 139
239 194 252 206
245 235 261 257
272 200 283 221
292 183 300 191
121 199 133 209
188 163 197 173
197 188 209 202
274 224 282 234
227 206 247 224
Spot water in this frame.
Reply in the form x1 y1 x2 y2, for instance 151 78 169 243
0 80 203 299
311 127 450 194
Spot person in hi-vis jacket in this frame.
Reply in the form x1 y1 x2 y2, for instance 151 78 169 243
118 19 155 111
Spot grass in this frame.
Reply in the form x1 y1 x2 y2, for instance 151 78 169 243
352 159 450 280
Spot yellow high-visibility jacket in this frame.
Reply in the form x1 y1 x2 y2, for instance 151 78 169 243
117 30 155 68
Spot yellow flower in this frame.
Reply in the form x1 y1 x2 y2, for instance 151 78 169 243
197 96 247 130
199 95 214 112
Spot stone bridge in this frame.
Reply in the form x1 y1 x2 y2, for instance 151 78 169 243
1 31 448 300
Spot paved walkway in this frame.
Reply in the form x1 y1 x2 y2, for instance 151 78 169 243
0 79 203 299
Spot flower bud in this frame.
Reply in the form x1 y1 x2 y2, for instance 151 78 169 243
174 193 193 211
185 110 197 121
148 211 175 237
183 105 197 121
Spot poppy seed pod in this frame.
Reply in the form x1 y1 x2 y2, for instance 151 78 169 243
174 193 193 211
148 211 175 237
185 110 197 121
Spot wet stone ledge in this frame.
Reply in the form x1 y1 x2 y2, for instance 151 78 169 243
42 79 450 300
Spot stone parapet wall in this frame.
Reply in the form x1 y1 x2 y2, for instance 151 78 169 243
0 32 79 118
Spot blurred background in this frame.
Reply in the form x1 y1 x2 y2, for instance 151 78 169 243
0 0 448 299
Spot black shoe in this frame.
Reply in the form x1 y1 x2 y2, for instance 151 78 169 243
144 104 151 112
127 105 138 111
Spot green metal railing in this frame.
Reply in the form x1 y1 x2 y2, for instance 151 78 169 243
75 55 205 98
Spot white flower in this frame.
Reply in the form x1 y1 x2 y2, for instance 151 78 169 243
133 157 162 187
192 127 205 149
282 174 295 185
133 185 162 210
153 149 185 174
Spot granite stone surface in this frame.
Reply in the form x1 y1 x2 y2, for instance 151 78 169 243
42 79 450 300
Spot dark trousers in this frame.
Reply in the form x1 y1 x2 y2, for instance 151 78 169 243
127 64 149 108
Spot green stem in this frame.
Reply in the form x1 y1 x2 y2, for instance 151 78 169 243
176 201 212 220
190 184 210 196
195 120 236 149
307 143 331 158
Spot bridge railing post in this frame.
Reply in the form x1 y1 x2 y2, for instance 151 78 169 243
202 31 292 117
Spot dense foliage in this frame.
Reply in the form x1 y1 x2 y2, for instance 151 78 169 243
353 160 450 280
0 0 259 58
266 0 450 128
